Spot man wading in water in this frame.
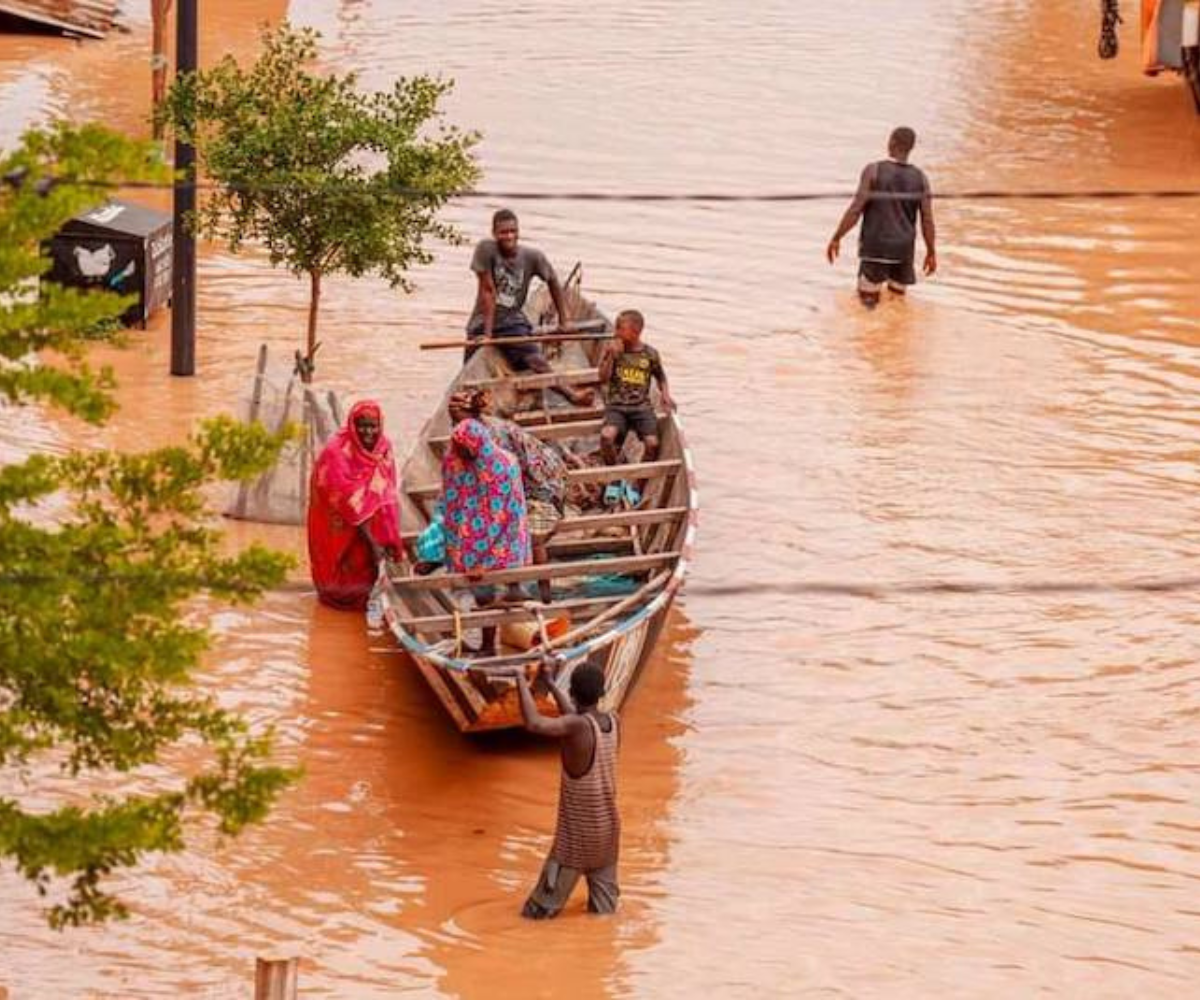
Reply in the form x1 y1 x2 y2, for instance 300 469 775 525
503 660 621 918
826 126 937 307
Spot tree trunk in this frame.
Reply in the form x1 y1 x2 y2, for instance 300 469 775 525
304 269 321 384
151 0 173 138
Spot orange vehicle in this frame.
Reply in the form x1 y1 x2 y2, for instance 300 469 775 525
1137 0 1200 109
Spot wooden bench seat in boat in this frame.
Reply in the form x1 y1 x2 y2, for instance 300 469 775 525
461 368 599 392
387 552 677 591
428 418 606 449
406 459 682 501
547 536 635 558
396 595 627 634
513 404 606 426
401 506 688 547
428 411 667 449
563 459 681 484
552 505 687 533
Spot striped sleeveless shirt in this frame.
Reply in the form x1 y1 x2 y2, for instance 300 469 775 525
551 712 620 872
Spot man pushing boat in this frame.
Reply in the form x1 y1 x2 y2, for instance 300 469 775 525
465 208 594 407
503 659 622 919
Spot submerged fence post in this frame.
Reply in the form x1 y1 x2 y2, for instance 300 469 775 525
254 957 298 1000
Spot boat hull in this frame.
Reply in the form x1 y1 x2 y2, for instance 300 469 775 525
378 276 697 733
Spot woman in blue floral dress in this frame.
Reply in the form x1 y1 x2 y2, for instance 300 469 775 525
440 416 531 655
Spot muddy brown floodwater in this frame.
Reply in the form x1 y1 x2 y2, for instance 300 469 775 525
3 1 1200 996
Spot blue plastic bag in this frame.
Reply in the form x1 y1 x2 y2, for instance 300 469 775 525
416 504 446 565
603 480 641 508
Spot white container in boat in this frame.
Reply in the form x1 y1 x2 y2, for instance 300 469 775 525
499 614 570 651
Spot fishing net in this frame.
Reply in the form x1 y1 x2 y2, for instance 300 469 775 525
223 345 344 526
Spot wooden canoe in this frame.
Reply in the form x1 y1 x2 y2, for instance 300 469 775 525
376 272 697 733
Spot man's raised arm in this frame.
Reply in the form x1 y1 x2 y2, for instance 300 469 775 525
508 668 576 738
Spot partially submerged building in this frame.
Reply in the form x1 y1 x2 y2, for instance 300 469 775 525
0 0 118 40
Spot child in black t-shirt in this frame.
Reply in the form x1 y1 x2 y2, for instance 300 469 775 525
597 309 674 466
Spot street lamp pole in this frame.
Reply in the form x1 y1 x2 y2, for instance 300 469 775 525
170 0 197 376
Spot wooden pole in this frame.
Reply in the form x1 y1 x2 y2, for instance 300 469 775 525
531 569 671 658
170 0 197 376
327 389 344 428
254 957 298 1000
474 570 673 668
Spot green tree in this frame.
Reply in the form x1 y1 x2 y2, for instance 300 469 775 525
157 23 481 382
0 123 296 928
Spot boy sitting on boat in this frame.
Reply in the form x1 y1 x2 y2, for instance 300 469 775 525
598 309 674 468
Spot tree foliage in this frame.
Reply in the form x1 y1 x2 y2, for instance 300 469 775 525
0 124 296 928
157 23 481 377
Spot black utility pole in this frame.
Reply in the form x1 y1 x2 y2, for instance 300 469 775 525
170 0 197 376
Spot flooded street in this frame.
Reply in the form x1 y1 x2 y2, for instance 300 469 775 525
3 0 1200 995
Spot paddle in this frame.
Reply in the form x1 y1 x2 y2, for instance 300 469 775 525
419 317 609 351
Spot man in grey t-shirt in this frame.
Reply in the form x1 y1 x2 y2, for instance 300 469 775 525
465 211 590 406
467 234 554 341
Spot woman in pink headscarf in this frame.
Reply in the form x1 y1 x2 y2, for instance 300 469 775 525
307 400 402 610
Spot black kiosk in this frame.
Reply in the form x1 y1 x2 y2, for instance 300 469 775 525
45 200 173 327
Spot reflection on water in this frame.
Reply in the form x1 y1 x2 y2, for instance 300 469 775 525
3 0 1200 995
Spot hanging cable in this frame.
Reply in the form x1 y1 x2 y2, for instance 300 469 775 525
12 174 1200 203
3 572 1200 598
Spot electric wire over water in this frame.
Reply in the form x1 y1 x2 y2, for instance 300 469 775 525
3 573 1200 597
11 172 1200 203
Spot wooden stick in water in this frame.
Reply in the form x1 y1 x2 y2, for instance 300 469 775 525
255 958 298 1000
234 343 269 517
419 318 609 351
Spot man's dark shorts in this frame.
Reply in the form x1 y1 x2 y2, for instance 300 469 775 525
858 256 916 294
602 406 658 445
465 317 543 370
